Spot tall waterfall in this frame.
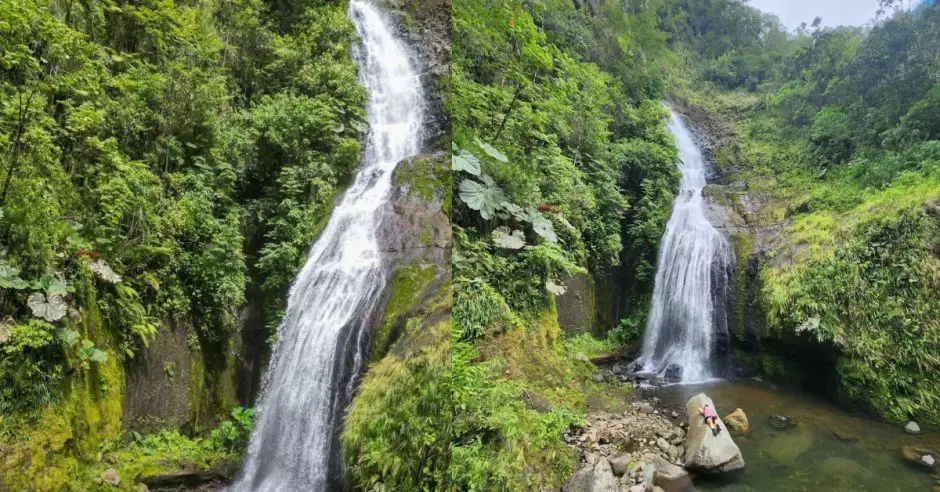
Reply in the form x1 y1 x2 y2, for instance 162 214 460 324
636 109 732 384
232 2 425 489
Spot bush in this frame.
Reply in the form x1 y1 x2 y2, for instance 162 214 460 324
764 208 940 423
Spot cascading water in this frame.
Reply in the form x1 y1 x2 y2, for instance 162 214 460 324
636 109 733 384
232 2 425 490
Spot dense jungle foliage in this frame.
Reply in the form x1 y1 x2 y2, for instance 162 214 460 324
449 0 680 488
663 0 940 424
0 0 365 483
449 0 940 489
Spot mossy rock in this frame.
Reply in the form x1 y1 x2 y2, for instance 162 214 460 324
371 264 439 361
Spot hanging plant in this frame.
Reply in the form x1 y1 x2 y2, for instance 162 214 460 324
458 175 507 220
492 227 526 249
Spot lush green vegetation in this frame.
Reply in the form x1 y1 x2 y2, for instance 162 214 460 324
665 0 940 423
450 1 940 488
449 0 680 488
0 0 366 483
75 406 255 489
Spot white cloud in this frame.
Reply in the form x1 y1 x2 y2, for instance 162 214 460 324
746 0 884 30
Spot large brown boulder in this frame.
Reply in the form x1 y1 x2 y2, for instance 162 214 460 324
683 393 745 473
724 408 749 434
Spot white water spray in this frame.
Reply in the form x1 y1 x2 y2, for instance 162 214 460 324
636 109 732 384
232 2 425 489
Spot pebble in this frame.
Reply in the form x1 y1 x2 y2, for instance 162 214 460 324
906 421 922 435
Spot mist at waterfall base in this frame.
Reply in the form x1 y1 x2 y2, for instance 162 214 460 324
634 110 733 385
231 2 425 490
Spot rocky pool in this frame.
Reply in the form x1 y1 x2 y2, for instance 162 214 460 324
643 379 939 491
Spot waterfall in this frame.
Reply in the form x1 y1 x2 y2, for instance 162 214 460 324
636 109 733 384
231 2 425 489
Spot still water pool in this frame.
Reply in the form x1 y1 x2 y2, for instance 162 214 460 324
643 380 939 491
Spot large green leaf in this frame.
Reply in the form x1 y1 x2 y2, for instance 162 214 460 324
492 227 526 249
36 275 68 296
58 328 81 347
458 178 506 220
87 348 109 363
474 137 508 162
531 214 558 243
27 292 68 322
0 263 29 290
452 150 482 176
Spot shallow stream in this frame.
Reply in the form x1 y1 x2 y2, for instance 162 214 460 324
645 380 939 491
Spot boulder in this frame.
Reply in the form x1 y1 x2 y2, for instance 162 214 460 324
608 454 633 476
663 364 683 383
564 465 596 492
831 428 858 443
724 408 749 434
648 455 692 492
640 462 656 488
683 393 745 473
563 459 619 492
902 446 937 470
522 389 552 413
638 403 655 414
906 421 922 435
768 414 795 431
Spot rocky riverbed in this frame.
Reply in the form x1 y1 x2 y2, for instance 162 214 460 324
562 392 745 492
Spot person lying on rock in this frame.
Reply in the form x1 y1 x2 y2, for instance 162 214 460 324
699 403 723 437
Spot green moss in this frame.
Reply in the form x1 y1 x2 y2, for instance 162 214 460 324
0 281 125 490
419 226 434 246
393 152 450 206
187 350 207 431
371 265 437 361
730 232 754 342
343 287 452 491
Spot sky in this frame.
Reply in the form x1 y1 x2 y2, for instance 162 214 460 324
746 0 884 30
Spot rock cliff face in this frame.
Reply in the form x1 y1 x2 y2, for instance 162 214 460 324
370 151 452 359
381 0 452 148
122 320 237 433
555 273 618 335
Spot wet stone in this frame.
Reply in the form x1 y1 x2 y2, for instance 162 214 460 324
768 414 795 431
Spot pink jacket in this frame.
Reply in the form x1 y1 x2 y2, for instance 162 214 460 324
700 405 718 418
